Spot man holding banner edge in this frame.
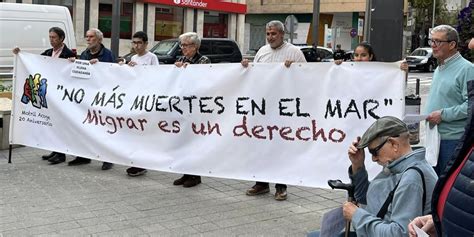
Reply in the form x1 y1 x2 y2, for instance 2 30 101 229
241 20 306 201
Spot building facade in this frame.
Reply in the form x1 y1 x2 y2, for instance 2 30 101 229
245 0 367 52
3 0 247 56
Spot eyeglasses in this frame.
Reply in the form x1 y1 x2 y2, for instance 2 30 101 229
179 43 195 48
131 41 144 45
368 137 389 157
428 39 452 47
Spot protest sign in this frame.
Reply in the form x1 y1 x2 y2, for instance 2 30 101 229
11 52 404 188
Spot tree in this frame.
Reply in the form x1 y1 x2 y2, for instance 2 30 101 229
457 1 474 61
409 0 454 48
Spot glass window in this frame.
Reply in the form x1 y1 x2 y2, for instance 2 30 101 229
32 0 73 19
199 40 211 55
203 11 228 38
155 5 184 41
212 41 235 54
98 2 133 39
150 40 178 56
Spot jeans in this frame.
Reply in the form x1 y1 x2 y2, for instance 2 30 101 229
435 139 459 175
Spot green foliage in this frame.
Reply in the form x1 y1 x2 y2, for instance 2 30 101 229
457 1 474 62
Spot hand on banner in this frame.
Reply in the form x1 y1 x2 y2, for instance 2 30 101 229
68 57 76 62
426 110 442 126
89 58 99 64
343 201 358 221
128 61 137 67
175 61 189 68
12 47 20 54
334 59 343 65
408 215 436 237
348 136 365 173
400 60 409 72
117 58 126 65
241 59 249 68
284 60 294 68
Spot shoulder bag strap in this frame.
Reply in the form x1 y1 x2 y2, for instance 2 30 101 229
376 167 426 219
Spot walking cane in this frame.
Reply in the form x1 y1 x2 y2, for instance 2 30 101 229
328 179 355 237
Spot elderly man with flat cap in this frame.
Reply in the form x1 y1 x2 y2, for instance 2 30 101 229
341 116 438 237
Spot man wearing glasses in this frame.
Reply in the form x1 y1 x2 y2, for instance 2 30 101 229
425 25 474 175
123 31 159 177
341 116 437 236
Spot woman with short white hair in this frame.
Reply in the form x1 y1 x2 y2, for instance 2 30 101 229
172 32 210 187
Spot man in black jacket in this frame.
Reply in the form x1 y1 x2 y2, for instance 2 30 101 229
13 27 76 165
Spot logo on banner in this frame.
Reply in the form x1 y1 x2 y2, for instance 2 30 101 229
21 73 48 109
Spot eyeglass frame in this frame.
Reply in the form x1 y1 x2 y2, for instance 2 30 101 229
131 40 145 45
367 135 399 157
428 39 453 47
179 43 195 49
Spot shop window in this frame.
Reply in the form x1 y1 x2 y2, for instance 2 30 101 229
155 6 184 41
98 2 133 39
32 0 73 20
203 11 228 38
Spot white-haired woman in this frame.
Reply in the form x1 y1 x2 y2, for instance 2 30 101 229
172 32 209 187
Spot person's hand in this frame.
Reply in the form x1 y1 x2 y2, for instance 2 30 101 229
342 201 358 221
89 59 99 64
334 59 343 65
241 59 249 68
408 215 436 237
68 57 76 62
175 61 189 68
117 58 126 65
128 61 137 67
284 60 293 68
426 110 442 126
348 137 365 173
400 60 409 72
12 47 20 54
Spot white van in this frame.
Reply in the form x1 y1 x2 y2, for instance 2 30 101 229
0 3 76 79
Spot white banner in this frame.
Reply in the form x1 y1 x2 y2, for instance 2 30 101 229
11 52 405 188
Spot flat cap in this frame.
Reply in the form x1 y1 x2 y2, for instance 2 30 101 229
357 116 409 149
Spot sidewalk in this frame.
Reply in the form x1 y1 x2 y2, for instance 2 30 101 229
0 146 345 236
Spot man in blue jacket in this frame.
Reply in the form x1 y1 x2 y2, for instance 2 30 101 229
67 28 115 170
342 116 438 236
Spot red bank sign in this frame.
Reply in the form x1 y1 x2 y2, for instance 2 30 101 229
141 0 247 14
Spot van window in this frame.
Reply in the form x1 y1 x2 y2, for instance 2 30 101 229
199 41 211 55
212 41 235 55
0 20 69 49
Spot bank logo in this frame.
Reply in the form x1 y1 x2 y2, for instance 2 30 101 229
173 0 180 4
21 73 48 109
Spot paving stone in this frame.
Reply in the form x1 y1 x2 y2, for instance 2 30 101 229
0 147 348 236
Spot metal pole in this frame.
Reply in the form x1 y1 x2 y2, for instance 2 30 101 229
312 0 320 46
111 0 121 58
432 0 436 28
364 0 371 42
290 16 294 44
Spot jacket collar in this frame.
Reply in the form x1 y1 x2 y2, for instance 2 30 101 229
385 148 426 174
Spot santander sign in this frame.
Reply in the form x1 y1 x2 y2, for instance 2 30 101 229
173 0 208 8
